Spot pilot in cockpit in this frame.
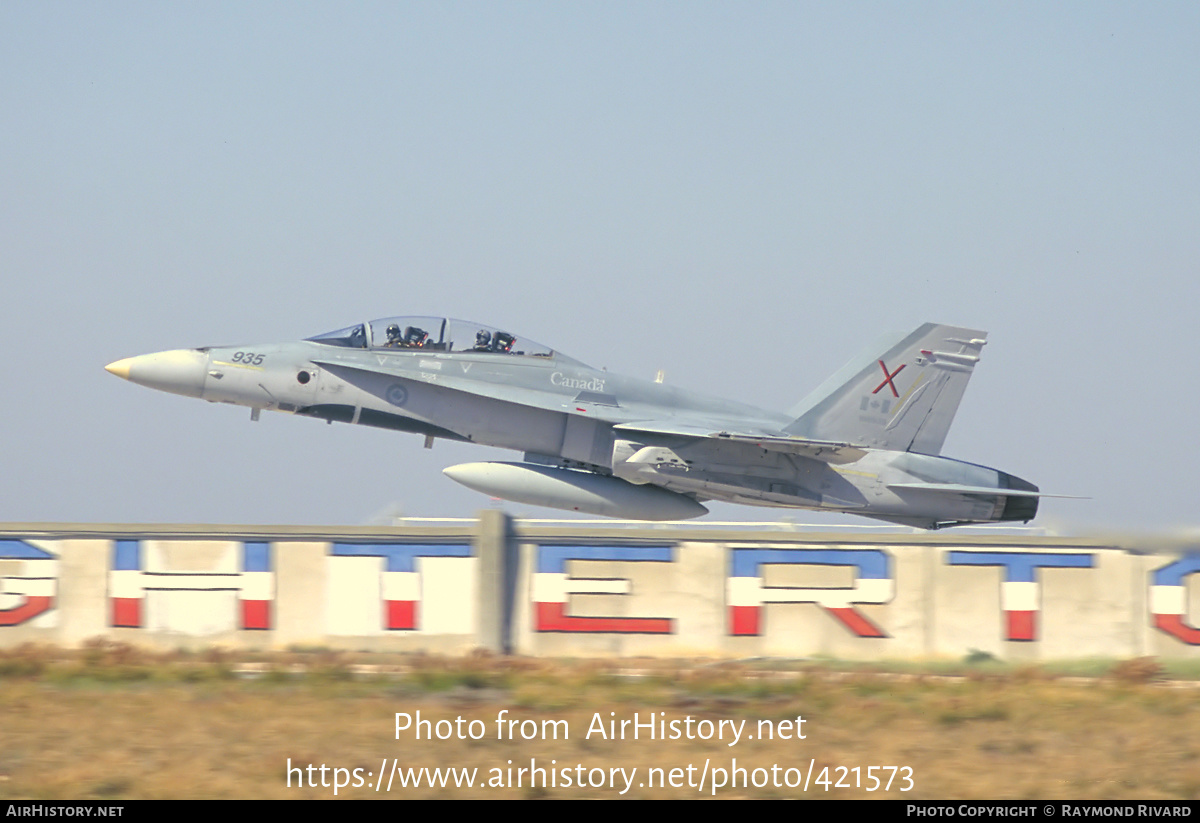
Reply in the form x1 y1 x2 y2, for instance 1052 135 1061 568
493 331 516 353
473 330 492 351
402 327 429 348
384 324 404 347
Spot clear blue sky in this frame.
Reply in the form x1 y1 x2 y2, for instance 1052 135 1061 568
3 3 1198 532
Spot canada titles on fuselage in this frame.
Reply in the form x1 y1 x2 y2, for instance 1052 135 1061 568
551 373 606 392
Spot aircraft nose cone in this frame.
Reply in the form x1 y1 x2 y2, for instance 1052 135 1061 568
104 359 132 379
104 349 208 398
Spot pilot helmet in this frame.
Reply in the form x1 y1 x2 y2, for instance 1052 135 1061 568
387 323 401 339
475 330 491 346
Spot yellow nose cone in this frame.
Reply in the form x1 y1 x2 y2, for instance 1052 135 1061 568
105 359 133 380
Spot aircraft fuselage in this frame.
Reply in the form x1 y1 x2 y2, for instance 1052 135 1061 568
106 318 1046 528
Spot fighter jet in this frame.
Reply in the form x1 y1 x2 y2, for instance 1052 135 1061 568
105 317 1057 528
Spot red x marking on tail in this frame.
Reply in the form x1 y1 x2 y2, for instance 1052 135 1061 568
872 360 906 397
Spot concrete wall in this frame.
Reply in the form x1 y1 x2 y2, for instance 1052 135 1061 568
2 519 1198 659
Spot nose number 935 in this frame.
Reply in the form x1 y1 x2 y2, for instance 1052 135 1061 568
232 352 266 365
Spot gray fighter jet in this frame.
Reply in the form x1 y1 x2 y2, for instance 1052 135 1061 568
106 317 1059 528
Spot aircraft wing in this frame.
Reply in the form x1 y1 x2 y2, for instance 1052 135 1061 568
612 421 868 464
312 357 868 463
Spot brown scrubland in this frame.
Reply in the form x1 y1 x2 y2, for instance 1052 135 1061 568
1 643 1197 800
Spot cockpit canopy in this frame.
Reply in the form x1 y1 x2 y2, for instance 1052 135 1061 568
306 316 554 358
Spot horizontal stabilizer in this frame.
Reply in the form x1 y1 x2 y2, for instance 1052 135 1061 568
888 482 1087 499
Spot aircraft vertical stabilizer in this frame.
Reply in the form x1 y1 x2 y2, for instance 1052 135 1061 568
783 324 987 455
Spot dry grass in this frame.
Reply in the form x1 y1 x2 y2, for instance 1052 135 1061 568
1 644 1199 799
